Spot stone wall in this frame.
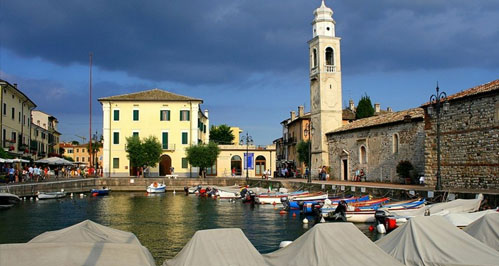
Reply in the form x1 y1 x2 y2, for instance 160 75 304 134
424 92 498 190
327 119 425 183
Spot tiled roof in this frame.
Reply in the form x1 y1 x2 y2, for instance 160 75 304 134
342 109 356 120
422 79 499 106
98 88 202 102
327 108 424 135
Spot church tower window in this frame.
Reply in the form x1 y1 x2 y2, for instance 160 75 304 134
325 47 334 66
360 145 367 164
312 48 318 68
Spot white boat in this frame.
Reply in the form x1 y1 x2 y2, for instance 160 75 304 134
216 190 239 199
37 191 66 200
146 182 166 193
0 193 21 209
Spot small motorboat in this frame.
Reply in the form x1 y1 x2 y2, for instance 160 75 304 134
0 193 21 209
216 190 239 199
37 191 66 200
147 182 166 193
90 187 110 196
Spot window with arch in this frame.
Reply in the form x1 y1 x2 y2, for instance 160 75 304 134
312 48 318 68
359 145 367 164
393 133 399 154
255 155 266 176
325 47 334 66
231 155 242 176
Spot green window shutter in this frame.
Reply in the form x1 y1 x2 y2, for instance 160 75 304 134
113 132 119 144
182 132 188 144
133 110 139 121
167 110 170 121
132 132 139 138
187 111 190 121
160 110 163 121
182 158 188 168
113 158 119 168
180 111 183 121
204 125 206 133
113 110 119 121
162 132 168 149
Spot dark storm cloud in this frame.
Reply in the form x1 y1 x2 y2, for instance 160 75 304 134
1 0 498 85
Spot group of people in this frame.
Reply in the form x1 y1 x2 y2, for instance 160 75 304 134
2 163 101 183
354 169 366 182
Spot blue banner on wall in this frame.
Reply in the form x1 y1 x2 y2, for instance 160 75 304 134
244 153 254 170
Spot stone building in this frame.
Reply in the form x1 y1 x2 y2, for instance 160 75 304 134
422 79 499 190
326 108 425 182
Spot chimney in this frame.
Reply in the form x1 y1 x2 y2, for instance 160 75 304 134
387 107 393 112
204 109 209 118
13 83 17 88
298 105 304 117
374 103 380 113
290 111 296 120
349 99 355 111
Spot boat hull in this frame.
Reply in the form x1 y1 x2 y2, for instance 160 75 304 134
38 192 66 200
90 189 110 196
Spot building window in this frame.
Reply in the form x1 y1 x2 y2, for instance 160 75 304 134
203 125 206 133
3 103 6 115
113 158 119 168
312 48 318 68
160 110 170 121
76 148 79 153
113 132 119 144
162 132 168 149
76 157 79 162
11 107 15 119
113 110 120 121
180 110 190 121
181 158 188 168
132 132 139 138
325 47 334 66
11 132 16 143
18 112 21 123
393 133 399 154
182 132 188 144
82 157 85 162
360 145 367 164
133 110 139 121
23 115 26 125
82 148 86 153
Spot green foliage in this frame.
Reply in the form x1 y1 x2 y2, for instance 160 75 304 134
126 136 162 168
185 142 220 177
87 141 102 154
296 141 310 167
142 136 162 168
209 124 235 144
71 140 80 145
0 148 13 159
356 94 375 119
396 160 414 179
63 156 74 162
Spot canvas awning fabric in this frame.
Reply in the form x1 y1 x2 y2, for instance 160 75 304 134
163 228 267 266
263 223 404 266
0 220 155 266
35 156 74 165
442 209 497 227
376 215 499 266
387 194 483 217
463 212 499 251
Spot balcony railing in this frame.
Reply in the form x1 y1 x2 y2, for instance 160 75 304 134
325 65 336 72
310 67 319 76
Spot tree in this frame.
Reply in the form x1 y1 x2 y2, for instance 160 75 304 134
396 160 415 184
185 142 220 178
0 148 13 159
141 136 162 168
356 94 375 119
71 140 80 145
125 136 162 171
296 141 310 167
209 124 234 144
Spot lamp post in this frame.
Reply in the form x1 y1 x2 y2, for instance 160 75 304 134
92 131 98 174
304 121 314 183
427 84 448 191
240 132 253 182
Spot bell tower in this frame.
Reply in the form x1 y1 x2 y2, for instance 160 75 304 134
309 0 343 175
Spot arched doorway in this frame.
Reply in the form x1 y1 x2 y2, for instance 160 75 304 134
231 155 242 176
255 155 266 176
159 154 172 176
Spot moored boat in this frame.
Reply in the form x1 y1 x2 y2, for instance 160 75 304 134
146 182 166 193
90 187 110 196
255 190 309 205
0 193 21 209
37 191 66 200
216 190 239 199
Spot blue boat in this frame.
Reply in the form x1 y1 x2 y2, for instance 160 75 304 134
91 187 110 196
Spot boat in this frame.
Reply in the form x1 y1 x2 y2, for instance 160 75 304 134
146 182 166 193
90 187 110 196
0 193 21 209
255 190 309 205
293 195 371 211
216 190 239 199
37 191 66 200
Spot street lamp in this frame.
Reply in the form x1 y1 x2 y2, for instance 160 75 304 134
92 131 98 174
427 84 449 191
304 121 314 183
240 132 253 182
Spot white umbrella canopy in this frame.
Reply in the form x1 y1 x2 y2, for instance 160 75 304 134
35 157 74 166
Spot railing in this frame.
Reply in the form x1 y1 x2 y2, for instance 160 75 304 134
162 144 175 151
310 65 336 76
325 65 336 72
310 67 319 76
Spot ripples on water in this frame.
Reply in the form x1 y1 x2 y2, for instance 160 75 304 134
0 192 380 265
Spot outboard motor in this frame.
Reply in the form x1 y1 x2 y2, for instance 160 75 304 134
281 196 290 210
247 190 256 203
375 209 398 233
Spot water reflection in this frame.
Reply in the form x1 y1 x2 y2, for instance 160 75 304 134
0 192 381 265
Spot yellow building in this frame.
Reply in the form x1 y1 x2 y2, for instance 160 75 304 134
0 80 36 157
208 144 276 177
99 89 209 177
230 126 242 144
31 110 61 157
30 123 49 159
60 142 103 168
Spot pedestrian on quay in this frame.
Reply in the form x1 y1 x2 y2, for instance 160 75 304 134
232 167 236 177
8 165 15 183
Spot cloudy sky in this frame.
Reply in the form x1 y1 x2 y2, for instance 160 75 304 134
1 0 498 145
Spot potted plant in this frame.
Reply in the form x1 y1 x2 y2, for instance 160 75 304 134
396 160 414 184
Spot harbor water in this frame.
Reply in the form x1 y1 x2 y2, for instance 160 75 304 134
0 192 378 265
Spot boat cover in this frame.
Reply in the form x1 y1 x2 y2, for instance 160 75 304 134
29 219 142 245
387 194 483 217
463 212 499 251
376 215 499 266
163 228 267 266
442 209 497 227
263 223 404 266
0 220 155 266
